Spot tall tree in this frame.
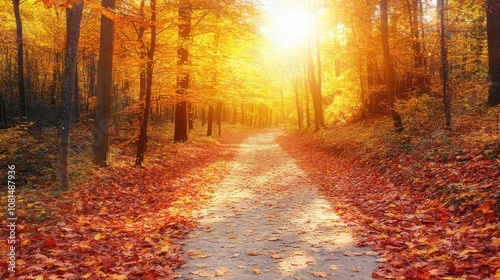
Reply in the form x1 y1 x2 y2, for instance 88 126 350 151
12 0 27 117
439 0 451 128
487 0 500 106
174 0 191 142
94 0 116 166
59 0 84 190
306 0 324 131
380 0 403 132
136 0 157 165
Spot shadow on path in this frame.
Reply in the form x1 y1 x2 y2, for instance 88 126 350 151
174 131 377 280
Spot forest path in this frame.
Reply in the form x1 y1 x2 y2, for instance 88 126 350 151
174 131 377 280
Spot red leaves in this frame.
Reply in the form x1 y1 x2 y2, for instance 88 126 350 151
278 129 500 279
8 126 252 279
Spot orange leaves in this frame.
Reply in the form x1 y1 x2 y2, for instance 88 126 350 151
279 130 500 279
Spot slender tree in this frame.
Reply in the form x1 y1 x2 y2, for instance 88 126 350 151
94 0 116 166
12 0 27 117
59 0 84 190
380 0 403 132
174 0 192 142
136 0 157 165
487 0 500 106
439 0 451 128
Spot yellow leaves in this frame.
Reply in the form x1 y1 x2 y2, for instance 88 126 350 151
88 2 116 21
229 234 237 239
459 248 478 257
94 233 102 240
214 267 227 276
191 269 211 277
160 244 170 252
186 250 211 259
495 269 500 279
252 268 261 275
427 246 439 255
379 233 389 239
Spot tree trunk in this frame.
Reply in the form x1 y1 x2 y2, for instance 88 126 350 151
294 76 303 129
207 105 214 136
188 103 194 129
439 0 451 128
94 0 116 166
12 0 27 118
380 0 403 132
174 0 191 142
304 63 310 127
241 103 245 125
138 0 146 100
201 107 206 126
215 102 222 135
136 0 156 165
314 1 324 128
487 0 500 106
59 0 83 190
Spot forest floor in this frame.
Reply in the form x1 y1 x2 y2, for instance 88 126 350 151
1 90 500 279
174 131 377 280
0 121 258 280
277 98 500 278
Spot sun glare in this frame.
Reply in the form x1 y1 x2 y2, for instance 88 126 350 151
273 8 309 49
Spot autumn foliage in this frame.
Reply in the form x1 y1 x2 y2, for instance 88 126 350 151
278 89 500 279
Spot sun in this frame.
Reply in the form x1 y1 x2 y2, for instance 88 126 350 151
272 8 309 49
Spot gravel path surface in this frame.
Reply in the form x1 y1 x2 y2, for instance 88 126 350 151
174 131 377 280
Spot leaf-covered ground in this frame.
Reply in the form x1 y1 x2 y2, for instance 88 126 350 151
278 112 500 279
0 122 255 279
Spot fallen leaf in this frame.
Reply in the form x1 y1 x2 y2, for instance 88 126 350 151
459 249 478 256
312 271 328 278
192 269 211 277
94 233 102 240
252 269 261 275
215 267 227 276
248 251 259 256
344 251 363 257
271 253 282 259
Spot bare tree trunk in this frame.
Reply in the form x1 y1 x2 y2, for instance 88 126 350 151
93 0 115 166
12 0 27 117
136 0 157 165
215 102 222 135
174 0 191 142
439 0 451 128
59 0 83 190
207 105 214 136
381 0 403 132
241 103 245 125
138 0 147 101
487 0 500 106
314 0 324 128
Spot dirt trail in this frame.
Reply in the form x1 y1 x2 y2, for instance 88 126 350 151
174 131 377 280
